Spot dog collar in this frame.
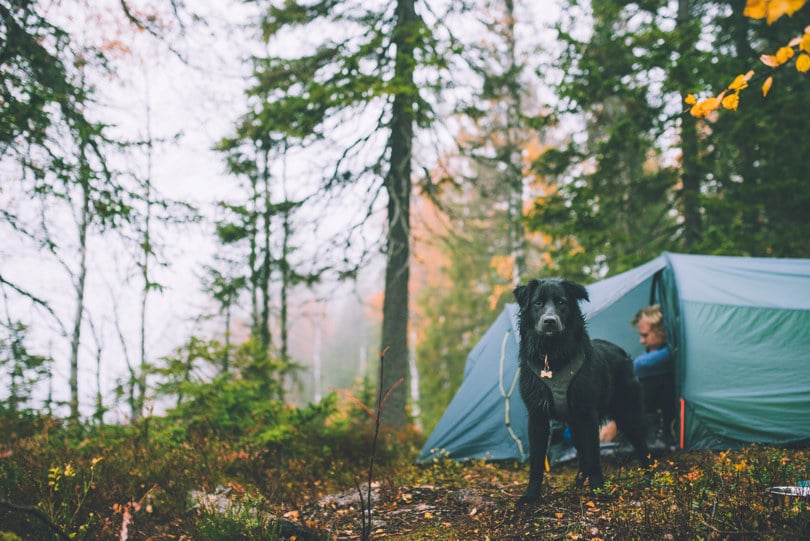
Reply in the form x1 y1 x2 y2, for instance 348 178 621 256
523 351 584 381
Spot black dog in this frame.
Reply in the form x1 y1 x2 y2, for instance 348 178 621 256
514 278 649 504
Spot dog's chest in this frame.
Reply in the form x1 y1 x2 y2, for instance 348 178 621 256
526 353 584 422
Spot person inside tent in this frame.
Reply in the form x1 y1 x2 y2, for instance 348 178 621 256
599 304 676 447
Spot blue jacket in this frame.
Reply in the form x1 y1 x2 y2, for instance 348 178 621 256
633 345 673 380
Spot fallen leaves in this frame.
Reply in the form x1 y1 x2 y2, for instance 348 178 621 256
274 448 810 540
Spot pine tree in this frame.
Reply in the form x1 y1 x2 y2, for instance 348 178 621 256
248 0 457 427
531 0 810 274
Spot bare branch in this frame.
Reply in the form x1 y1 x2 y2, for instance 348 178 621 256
0 274 66 337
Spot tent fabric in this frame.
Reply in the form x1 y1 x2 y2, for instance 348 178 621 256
578 255 666 359
417 252 810 464
662 253 810 449
418 256 666 463
420 305 526 463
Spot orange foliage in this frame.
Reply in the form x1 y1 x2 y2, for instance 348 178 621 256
744 0 806 24
688 2 809 117
408 185 454 344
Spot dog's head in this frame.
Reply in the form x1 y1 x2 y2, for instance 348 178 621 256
514 278 589 338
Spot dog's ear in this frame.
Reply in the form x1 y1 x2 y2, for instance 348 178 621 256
562 280 589 303
513 284 529 308
513 279 539 308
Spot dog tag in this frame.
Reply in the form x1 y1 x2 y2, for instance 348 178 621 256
540 353 553 378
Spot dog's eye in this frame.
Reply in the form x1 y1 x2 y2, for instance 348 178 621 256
555 297 565 305
533 299 543 306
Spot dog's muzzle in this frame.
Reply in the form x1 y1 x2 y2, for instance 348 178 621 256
538 314 563 334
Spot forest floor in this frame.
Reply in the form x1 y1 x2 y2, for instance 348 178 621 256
274 448 810 540
303 459 608 540
3 424 809 540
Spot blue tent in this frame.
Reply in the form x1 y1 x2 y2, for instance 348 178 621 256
417 253 810 463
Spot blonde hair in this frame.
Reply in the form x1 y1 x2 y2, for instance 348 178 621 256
632 304 663 332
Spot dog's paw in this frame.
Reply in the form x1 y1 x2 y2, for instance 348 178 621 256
575 472 604 490
516 492 542 506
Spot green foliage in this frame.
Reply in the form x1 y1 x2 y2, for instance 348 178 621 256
414 452 477 489
37 457 103 540
531 0 684 276
153 336 228 405
592 446 810 539
1 0 132 225
1 402 808 539
0 375 421 536
0 322 52 413
191 491 280 541
533 0 810 276
0 1 75 153
697 12 810 258
156 365 295 447
231 337 291 399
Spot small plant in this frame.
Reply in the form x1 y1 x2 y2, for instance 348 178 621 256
192 491 279 541
419 450 468 487
333 348 403 541
38 456 103 540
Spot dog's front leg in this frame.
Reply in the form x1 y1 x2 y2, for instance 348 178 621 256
569 411 603 490
519 411 550 505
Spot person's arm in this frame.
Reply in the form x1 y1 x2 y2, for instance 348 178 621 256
633 346 672 379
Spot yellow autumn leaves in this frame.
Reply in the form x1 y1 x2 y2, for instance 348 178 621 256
686 71 753 117
761 32 810 73
744 0 806 24
686 0 809 117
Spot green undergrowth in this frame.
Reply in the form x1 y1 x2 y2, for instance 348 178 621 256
0 393 808 540
0 382 421 540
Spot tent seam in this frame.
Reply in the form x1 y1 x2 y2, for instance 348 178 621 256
499 329 526 462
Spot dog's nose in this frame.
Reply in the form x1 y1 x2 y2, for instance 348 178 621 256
542 316 557 329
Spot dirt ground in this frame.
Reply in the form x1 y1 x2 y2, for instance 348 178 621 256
295 450 810 540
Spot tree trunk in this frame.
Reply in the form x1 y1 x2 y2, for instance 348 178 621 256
279 143 291 396
135 75 154 421
260 145 272 350
94 339 103 425
223 301 232 373
378 0 416 428
505 0 525 284
731 8 761 244
678 0 702 249
69 157 90 422
249 175 260 338
280 207 290 364
136 152 152 421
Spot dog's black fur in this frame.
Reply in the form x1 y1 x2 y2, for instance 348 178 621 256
514 278 649 504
